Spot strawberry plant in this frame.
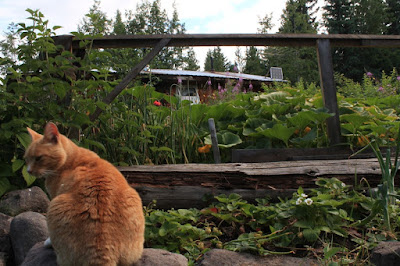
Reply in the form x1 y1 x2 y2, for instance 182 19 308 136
144 177 398 264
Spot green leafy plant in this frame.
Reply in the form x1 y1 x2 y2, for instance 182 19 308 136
144 177 392 264
352 126 400 232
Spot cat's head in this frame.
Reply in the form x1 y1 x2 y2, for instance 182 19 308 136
24 122 67 178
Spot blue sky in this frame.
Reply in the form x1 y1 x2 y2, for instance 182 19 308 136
0 0 324 68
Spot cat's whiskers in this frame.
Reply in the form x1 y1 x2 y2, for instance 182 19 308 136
40 169 57 178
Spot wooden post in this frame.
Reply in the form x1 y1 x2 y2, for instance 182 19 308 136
317 39 341 145
208 118 221 163
52 35 73 52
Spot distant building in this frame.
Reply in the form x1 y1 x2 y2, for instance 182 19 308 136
139 68 285 103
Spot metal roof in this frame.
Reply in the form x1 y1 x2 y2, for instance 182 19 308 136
140 69 285 82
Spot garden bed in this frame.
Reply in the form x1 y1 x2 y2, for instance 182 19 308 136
119 157 391 209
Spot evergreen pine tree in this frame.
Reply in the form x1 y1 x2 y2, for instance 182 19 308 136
243 47 267 76
107 10 139 76
204 47 230 72
78 0 199 72
112 10 126 35
387 0 400 34
324 0 400 81
125 0 199 70
265 0 319 84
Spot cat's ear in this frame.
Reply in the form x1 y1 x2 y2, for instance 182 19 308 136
27 127 42 142
43 122 60 144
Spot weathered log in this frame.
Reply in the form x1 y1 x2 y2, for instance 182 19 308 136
136 186 299 209
119 158 390 209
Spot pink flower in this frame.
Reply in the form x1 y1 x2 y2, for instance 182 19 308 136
207 79 212 86
249 83 253 90
153 100 161 106
378 86 384 92
366 72 373 77
177 78 182 84
397 76 400 81
218 87 226 98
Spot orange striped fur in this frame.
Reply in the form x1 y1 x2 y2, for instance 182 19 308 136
25 122 144 266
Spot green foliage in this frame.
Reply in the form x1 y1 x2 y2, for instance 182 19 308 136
351 126 400 232
336 69 400 98
323 0 400 81
0 9 84 193
243 47 267 76
78 0 110 35
122 0 199 71
87 85 211 165
144 177 394 263
0 9 206 195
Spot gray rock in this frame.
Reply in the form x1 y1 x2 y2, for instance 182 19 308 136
371 241 400 266
197 249 317 266
0 212 13 253
0 187 49 216
21 242 56 266
10 212 49 266
0 213 13 265
22 244 189 266
0 252 8 266
137 248 188 266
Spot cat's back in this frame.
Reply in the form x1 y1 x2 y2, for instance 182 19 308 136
48 152 144 265
75 155 142 214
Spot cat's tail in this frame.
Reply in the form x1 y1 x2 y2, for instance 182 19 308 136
83 244 120 266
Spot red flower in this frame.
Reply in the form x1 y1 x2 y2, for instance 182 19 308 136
153 100 161 106
209 207 219 213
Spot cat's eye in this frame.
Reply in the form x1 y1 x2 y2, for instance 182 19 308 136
35 156 42 162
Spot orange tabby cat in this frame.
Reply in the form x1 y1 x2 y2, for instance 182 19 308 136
24 122 145 266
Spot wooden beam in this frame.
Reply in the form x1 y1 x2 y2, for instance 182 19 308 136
119 158 391 209
68 33 400 49
88 38 171 122
119 158 386 190
53 35 73 52
317 39 342 145
136 186 300 209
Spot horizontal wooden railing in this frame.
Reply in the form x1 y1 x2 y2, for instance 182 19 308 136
53 33 400 49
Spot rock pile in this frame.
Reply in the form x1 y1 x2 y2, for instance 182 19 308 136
0 186 188 266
